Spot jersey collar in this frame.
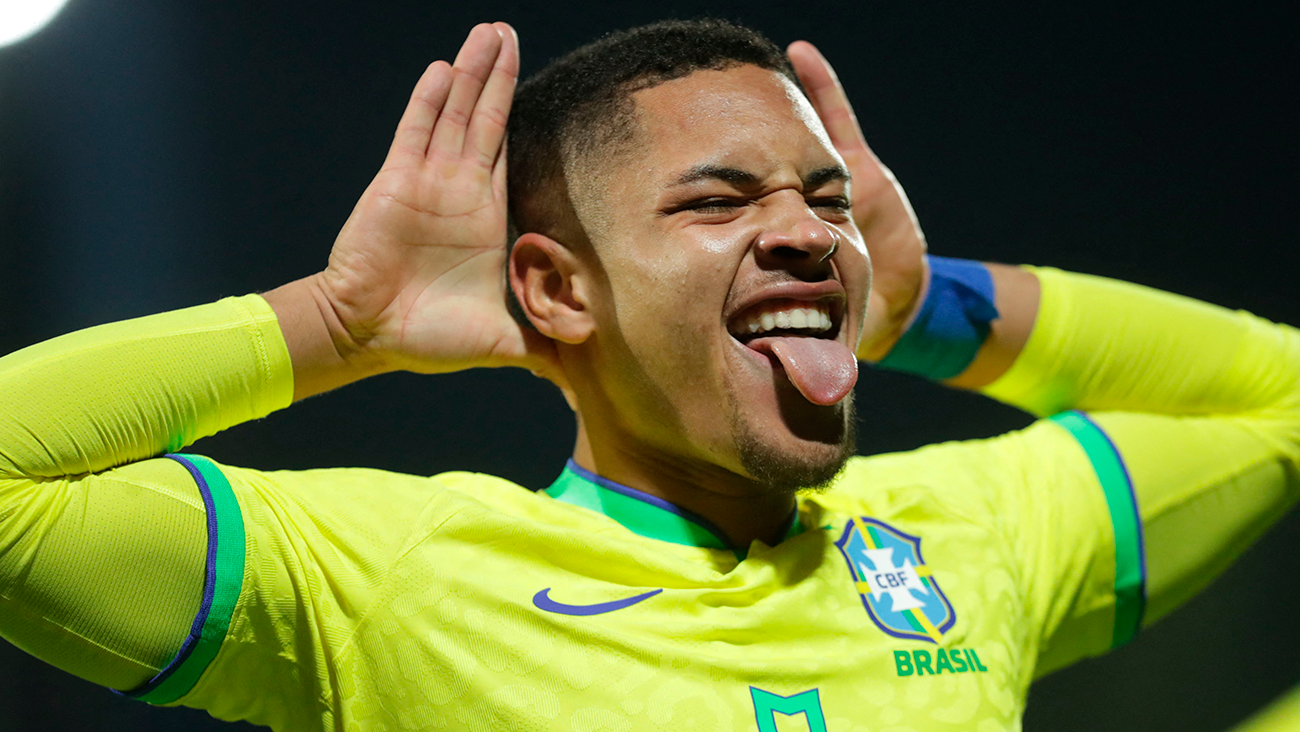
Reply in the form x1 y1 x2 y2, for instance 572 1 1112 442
543 459 802 560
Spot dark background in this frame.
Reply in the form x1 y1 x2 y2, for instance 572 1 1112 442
1 1 1296 729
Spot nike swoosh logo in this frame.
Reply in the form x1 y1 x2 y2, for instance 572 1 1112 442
532 588 663 616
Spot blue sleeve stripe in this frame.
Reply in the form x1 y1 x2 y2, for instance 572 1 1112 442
1049 411 1147 647
115 454 246 704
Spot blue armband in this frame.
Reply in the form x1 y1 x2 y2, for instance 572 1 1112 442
877 255 999 380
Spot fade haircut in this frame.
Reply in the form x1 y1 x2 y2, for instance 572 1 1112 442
506 18 799 242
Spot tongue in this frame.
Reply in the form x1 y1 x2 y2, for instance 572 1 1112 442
753 336 859 406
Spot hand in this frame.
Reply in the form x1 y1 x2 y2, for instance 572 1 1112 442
787 41 929 361
317 23 560 379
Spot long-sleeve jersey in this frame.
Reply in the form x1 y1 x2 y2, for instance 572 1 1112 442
0 267 1297 731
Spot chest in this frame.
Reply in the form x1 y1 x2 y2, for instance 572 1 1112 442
337 512 1032 731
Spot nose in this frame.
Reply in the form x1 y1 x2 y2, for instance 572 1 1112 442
753 196 840 267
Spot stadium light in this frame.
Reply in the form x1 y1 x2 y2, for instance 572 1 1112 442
0 0 73 48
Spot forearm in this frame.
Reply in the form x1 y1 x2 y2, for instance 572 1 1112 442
985 266 1300 417
0 296 292 479
868 259 1300 419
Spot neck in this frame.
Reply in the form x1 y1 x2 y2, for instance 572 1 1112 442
571 421 797 550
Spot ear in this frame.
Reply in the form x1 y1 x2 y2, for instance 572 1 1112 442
509 232 595 345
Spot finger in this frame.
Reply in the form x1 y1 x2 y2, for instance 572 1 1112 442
464 22 520 166
384 61 453 168
787 41 871 156
429 23 503 159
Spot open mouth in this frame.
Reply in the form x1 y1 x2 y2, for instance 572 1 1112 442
726 299 842 345
724 297 857 406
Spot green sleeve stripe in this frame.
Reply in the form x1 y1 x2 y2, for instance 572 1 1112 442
121 454 246 704
1049 411 1147 647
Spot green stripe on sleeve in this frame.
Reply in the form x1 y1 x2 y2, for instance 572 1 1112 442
130 454 246 704
1049 411 1147 648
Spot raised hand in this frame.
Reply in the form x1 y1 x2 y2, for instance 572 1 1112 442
314 23 558 379
786 41 929 361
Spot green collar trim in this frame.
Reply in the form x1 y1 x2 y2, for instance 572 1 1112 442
544 460 803 560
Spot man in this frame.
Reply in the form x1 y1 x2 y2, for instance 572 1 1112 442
0 18 1296 731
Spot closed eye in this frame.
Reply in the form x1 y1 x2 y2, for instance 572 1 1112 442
681 198 746 214
808 196 851 212
667 195 850 218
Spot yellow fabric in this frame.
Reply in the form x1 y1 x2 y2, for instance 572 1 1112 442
0 295 292 689
0 458 207 688
0 271 1295 731
982 267 1291 418
984 267 1300 673
1230 685 1300 732
191 445 1073 730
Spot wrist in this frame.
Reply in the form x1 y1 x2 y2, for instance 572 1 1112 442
874 256 1000 381
262 275 393 401
857 259 931 362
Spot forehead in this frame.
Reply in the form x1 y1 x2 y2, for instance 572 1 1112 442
627 65 839 181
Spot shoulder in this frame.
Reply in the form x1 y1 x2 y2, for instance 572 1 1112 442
814 419 1084 519
200 459 523 501
172 458 535 553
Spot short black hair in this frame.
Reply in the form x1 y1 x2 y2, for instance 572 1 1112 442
506 18 798 241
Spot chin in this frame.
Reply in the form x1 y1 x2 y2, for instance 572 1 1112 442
733 393 857 495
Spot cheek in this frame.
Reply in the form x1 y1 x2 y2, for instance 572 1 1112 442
613 241 730 330
606 257 733 387
694 227 744 257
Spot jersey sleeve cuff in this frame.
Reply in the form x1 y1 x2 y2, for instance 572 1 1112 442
114 454 246 705
1048 411 1148 648
234 294 295 419
980 266 1072 416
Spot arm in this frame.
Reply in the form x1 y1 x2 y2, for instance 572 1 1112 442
986 271 1300 672
0 22 531 700
0 297 291 690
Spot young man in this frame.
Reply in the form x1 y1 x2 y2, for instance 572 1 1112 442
1 19 1296 731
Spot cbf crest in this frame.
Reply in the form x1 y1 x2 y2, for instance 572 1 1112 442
835 517 956 644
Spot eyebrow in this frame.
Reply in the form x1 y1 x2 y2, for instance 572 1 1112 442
666 163 851 190
804 165 851 190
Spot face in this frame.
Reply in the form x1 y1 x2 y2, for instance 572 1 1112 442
567 64 871 494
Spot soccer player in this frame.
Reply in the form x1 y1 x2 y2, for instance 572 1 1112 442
1 18 1297 732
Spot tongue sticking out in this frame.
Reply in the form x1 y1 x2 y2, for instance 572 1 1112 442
749 336 858 406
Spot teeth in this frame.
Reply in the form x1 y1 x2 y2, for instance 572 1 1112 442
730 301 835 339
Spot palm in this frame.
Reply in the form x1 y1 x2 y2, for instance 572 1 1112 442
787 42 929 360
320 23 556 376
